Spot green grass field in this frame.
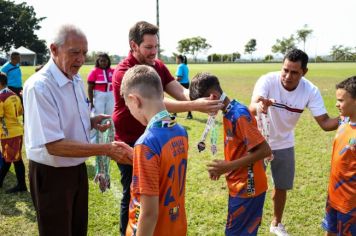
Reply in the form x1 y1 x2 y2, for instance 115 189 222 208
1 63 355 235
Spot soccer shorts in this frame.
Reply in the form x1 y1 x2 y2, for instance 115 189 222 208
322 203 356 235
270 147 295 190
1 135 23 163
225 192 266 236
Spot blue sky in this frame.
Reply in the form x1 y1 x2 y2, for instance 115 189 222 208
17 0 356 58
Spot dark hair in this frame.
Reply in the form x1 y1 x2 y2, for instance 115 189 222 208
0 73 8 86
189 72 223 100
95 53 111 69
10 52 20 58
129 21 159 46
284 49 308 69
336 76 356 99
177 54 187 64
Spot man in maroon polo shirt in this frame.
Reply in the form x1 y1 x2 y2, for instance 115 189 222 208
112 21 223 235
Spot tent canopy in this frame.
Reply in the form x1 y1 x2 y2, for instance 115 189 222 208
12 46 37 66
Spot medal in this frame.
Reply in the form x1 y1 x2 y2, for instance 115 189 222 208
256 108 274 164
197 93 226 154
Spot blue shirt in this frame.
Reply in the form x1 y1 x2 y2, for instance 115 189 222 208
0 62 22 88
175 63 189 84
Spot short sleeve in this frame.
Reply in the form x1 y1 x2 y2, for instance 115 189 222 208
252 74 271 100
132 144 160 196
236 115 265 152
25 82 65 147
307 86 327 117
155 61 174 89
87 68 96 83
175 64 183 77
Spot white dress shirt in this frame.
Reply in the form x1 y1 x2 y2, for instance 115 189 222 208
23 58 90 167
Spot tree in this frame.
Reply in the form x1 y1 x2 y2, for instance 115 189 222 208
244 39 257 59
296 24 313 51
0 0 45 52
177 36 211 62
330 45 355 61
28 38 49 64
271 35 296 55
264 54 274 62
207 52 240 63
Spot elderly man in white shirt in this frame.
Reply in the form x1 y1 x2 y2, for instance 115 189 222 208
23 24 132 236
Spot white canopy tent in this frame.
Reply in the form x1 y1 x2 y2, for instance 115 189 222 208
13 46 37 66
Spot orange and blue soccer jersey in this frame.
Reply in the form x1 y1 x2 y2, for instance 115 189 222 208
223 100 268 198
328 121 356 214
126 119 188 236
0 88 23 139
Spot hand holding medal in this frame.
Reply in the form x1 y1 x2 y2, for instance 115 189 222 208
197 93 226 154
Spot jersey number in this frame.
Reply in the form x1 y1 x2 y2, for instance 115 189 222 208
164 159 187 206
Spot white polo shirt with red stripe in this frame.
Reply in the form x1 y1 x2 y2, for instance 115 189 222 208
252 71 327 150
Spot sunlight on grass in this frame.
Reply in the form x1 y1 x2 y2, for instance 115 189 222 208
1 63 354 235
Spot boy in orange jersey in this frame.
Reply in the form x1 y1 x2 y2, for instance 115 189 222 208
0 72 26 193
322 76 356 236
189 72 271 235
120 65 189 236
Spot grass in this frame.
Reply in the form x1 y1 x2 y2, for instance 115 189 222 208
1 62 355 235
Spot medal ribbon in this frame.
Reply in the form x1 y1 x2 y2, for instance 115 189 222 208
197 93 226 154
146 110 171 129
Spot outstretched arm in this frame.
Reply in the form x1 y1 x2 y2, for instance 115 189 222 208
45 139 132 164
249 95 275 115
164 80 224 113
314 114 339 131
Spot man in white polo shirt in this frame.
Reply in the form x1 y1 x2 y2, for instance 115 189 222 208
23 24 132 236
249 49 339 236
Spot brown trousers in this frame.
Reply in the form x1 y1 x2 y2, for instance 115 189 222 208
29 160 88 236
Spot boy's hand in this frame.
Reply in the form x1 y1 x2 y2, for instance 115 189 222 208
208 171 221 181
207 159 232 177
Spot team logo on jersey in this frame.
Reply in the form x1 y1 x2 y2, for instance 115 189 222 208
169 204 180 221
225 129 234 145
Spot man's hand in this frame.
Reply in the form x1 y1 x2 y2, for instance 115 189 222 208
91 114 111 132
207 159 232 177
192 97 224 113
107 141 133 165
256 96 275 114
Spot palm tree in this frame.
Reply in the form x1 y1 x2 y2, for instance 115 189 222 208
296 24 313 52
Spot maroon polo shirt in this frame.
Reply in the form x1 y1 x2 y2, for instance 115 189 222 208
112 52 175 144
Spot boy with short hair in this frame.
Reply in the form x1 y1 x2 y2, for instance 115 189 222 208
189 72 271 235
0 72 26 193
121 65 189 236
321 76 356 236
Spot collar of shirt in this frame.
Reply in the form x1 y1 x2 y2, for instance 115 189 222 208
48 58 82 87
0 87 10 94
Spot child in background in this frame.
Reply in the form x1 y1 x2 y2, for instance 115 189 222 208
189 72 271 236
121 65 189 236
321 76 356 236
0 72 26 193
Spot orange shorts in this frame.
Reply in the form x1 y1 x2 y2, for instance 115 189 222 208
1 135 23 163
